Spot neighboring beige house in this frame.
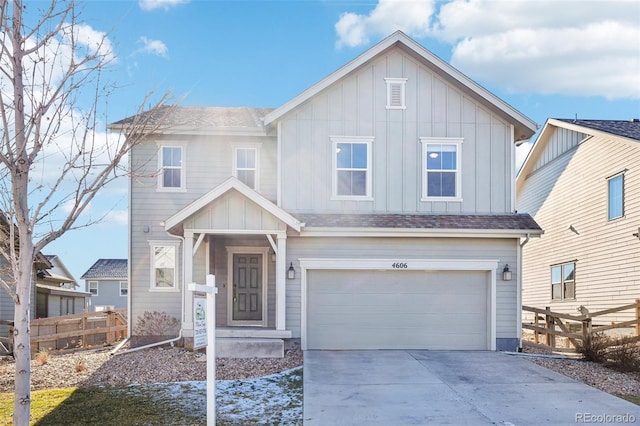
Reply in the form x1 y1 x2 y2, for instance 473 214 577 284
81 259 128 312
36 254 91 318
109 31 541 356
517 118 640 324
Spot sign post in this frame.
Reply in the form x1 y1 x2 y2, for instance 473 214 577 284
188 274 217 425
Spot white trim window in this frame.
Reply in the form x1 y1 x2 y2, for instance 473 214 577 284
385 78 407 109
551 261 575 301
420 137 463 201
331 136 373 199
234 147 259 190
158 145 185 190
150 241 180 291
88 281 98 295
119 281 128 297
607 172 624 220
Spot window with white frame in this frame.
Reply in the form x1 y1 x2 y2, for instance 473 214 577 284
420 138 463 200
88 281 98 295
385 78 407 109
332 136 373 198
119 281 128 297
608 172 624 220
551 261 575 300
150 242 179 290
158 145 184 190
234 147 258 189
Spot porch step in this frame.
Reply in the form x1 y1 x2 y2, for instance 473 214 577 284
216 337 284 358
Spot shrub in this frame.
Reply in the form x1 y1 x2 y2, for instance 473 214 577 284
35 349 50 365
575 333 610 363
604 336 640 372
133 311 180 336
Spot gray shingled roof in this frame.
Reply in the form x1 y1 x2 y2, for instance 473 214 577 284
81 259 128 279
111 106 274 129
556 119 640 141
296 213 542 231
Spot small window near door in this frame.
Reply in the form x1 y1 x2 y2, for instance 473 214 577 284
551 262 575 300
150 241 179 290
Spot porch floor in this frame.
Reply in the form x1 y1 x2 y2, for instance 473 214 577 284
215 327 292 339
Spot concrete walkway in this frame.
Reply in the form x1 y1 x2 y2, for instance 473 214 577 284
303 350 640 425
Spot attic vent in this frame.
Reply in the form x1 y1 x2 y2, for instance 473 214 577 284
385 78 407 110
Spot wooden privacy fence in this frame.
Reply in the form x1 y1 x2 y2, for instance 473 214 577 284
522 300 640 353
3 309 127 354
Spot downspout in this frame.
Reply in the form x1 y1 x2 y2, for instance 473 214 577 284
115 232 186 355
517 233 531 351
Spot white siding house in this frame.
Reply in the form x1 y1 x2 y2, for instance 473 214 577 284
111 31 541 356
517 118 640 324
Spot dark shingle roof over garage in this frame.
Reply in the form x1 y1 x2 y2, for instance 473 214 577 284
81 259 128 279
296 213 542 232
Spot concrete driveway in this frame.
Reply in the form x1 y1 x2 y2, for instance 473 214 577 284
304 350 640 425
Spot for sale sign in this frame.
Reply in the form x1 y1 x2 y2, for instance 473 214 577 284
193 295 207 349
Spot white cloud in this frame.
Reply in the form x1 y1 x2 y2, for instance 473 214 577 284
103 209 128 227
137 36 169 57
334 0 640 99
335 0 435 48
139 0 190 11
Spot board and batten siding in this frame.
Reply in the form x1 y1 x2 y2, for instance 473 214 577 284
279 46 514 215
285 237 517 340
518 131 640 323
129 133 277 330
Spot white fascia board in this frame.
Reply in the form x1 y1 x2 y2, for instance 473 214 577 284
298 228 543 238
164 176 302 232
516 118 556 186
299 258 499 271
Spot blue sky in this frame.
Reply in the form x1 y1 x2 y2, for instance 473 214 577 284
42 0 640 283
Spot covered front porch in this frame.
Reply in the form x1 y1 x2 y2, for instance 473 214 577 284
164 178 302 357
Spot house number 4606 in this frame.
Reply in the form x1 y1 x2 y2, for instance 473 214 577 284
392 262 408 269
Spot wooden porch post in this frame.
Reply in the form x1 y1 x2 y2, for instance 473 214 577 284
276 233 287 331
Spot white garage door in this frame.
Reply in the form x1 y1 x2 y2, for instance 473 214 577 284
307 270 489 350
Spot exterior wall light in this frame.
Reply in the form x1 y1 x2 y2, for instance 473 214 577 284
503 264 512 281
287 262 295 280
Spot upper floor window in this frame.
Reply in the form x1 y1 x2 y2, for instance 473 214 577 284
385 78 407 109
420 137 463 201
119 281 128 297
331 136 373 199
88 281 98 295
150 241 179 291
551 261 575 300
158 145 185 190
234 147 258 189
608 172 624 220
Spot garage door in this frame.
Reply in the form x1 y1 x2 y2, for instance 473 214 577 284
307 270 489 350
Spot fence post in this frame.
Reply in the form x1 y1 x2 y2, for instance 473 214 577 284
534 313 539 344
636 299 640 337
545 306 555 348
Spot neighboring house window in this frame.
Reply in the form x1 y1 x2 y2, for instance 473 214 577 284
331 136 373 198
608 173 624 220
234 147 258 189
158 145 185 190
120 281 128 297
420 137 463 200
150 241 179 290
88 281 98 295
385 78 407 109
551 262 575 300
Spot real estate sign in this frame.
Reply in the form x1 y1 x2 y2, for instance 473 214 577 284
193 295 207 349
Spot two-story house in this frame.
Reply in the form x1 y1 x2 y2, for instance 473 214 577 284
517 118 640 325
110 31 541 356
81 259 128 312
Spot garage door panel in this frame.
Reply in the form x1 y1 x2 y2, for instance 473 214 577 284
307 270 489 350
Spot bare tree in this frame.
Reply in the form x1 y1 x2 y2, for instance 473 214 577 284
0 1 173 423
